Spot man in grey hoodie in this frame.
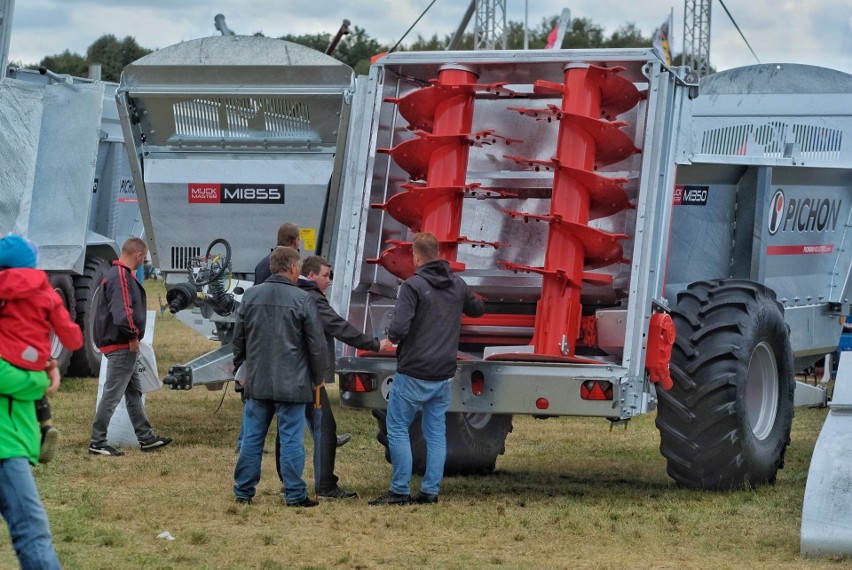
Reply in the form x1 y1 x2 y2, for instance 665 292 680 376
369 232 485 506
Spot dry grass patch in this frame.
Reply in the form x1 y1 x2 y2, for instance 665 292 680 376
0 280 844 568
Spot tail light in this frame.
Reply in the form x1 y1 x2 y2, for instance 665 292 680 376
339 372 375 393
581 380 614 400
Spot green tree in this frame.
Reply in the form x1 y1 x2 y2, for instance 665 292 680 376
402 15 651 52
406 32 455 51
332 26 387 75
280 26 387 75
36 49 87 76
278 32 332 54
605 22 652 48
560 17 607 49
86 35 151 82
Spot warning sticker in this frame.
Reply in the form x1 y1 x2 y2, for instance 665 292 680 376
300 228 317 252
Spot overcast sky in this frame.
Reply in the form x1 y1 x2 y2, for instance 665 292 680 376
6 0 852 75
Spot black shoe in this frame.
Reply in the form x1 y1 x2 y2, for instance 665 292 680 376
286 497 319 508
88 443 124 457
368 491 411 506
235 497 252 505
336 433 352 448
412 491 438 504
140 436 172 452
317 487 358 500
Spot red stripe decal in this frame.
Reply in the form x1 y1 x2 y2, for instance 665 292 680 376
118 267 140 337
767 244 834 256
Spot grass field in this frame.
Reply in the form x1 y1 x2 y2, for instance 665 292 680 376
0 280 846 569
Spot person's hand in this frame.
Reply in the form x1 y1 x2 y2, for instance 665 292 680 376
46 365 60 396
129 338 140 352
379 338 394 352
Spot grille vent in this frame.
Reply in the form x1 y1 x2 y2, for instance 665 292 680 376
700 121 842 160
172 97 312 139
170 246 201 270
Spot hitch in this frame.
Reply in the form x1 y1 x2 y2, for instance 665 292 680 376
163 365 193 390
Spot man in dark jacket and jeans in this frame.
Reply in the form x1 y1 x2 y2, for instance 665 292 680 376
89 237 171 456
253 222 300 285
295 255 380 499
233 247 327 507
369 232 486 506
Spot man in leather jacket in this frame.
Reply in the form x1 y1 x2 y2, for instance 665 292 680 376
232 247 327 507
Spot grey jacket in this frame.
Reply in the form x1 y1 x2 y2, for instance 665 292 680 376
233 275 327 403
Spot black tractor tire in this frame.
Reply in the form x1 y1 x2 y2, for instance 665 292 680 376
68 257 110 378
656 279 795 490
47 274 75 376
374 409 513 476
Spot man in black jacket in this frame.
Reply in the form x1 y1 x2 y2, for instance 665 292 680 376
233 247 327 507
296 256 380 499
89 237 171 456
369 232 486 506
253 223 300 285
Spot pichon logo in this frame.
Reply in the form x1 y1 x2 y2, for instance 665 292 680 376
768 189 785 235
188 184 285 204
768 187 841 234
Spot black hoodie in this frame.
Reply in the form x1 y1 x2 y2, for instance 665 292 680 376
387 259 485 380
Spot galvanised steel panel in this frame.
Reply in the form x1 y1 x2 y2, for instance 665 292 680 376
681 64 852 168
143 154 332 279
27 81 103 273
0 79 41 235
119 36 354 152
91 140 143 248
338 356 633 418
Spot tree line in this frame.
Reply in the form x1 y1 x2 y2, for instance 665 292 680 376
19 15 662 82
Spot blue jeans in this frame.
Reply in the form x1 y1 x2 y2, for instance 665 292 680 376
386 373 452 496
0 457 61 569
234 398 308 504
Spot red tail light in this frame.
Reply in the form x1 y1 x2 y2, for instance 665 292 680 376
339 373 375 393
581 380 613 400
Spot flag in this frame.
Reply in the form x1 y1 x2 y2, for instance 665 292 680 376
544 25 559 49
652 12 674 66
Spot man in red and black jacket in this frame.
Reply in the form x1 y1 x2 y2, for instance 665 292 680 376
88 237 171 456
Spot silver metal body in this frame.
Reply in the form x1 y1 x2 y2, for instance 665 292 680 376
671 64 852 370
115 36 355 386
0 68 138 270
116 36 354 285
0 0 13 76
333 48 685 418
333 52 850 418
802 352 852 556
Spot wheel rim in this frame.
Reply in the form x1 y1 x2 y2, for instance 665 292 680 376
50 286 68 359
464 413 492 430
744 341 779 440
49 332 63 359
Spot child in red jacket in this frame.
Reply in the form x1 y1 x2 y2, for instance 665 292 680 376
0 234 83 463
